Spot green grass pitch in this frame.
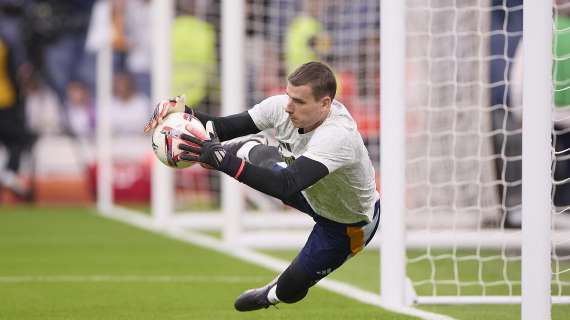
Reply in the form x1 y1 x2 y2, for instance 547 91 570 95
1 206 569 319
0 206 412 320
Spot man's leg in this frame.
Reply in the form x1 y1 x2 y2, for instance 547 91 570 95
234 203 381 312
228 136 383 311
222 134 282 169
0 113 36 200
233 238 327 312
234 222 353 311
248 144 282 169
233 255 313 311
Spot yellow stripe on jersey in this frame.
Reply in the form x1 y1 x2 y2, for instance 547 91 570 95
346 226 365 256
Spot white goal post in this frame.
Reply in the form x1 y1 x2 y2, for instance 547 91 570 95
520 0 552 318
94 0 570 316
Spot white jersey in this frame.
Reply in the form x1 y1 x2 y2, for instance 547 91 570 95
248 94 379 224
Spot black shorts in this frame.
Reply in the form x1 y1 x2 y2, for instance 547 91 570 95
282 188 381 282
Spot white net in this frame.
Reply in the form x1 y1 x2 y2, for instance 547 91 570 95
405 0 509 297
406 0 570 301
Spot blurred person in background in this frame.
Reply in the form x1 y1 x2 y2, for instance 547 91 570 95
123 0 151 97
0 0 36 200
66 80 95 138
87 0 152 96
110 0 128 72
285 0 331 74
110 72 149 135
25 0 96 133
244 0 282 104
172 0 217 110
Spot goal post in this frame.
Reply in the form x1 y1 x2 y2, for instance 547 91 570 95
150 0 175 225
380 0 407 307
94 0 113 214
220 0 245 244
521 0 552 319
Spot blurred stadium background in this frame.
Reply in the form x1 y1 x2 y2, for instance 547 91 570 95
1 0 569 319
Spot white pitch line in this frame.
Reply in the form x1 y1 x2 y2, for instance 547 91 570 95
96 207 455 320
0 275 268 284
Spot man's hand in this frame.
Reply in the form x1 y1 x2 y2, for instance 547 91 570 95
179 121 227 169
143 95 188 133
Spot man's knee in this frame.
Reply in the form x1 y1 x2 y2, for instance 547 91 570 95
275 258 314 304
249 145 281 169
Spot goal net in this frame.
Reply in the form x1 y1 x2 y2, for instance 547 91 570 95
400 0 570 304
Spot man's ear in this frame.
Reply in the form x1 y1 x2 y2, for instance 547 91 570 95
321 96 332 108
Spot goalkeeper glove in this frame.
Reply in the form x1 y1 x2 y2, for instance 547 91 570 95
179 121 227 169
179 121 248 179
143 95 188 133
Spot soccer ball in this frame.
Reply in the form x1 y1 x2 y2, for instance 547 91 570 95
151 112 207 168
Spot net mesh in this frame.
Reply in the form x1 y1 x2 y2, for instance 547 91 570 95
406 0 570 298
405 0 510 297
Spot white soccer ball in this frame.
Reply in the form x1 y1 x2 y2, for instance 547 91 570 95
151 112 207 168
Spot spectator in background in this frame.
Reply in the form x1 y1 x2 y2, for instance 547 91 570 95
111 0 129 72
26 0 96 132
87 0 151 97
244 0 283 104
0 2 36 200
172 0 217 109
66 80 94 138
110 72 149 135
285 0 331 74
123 0 151 97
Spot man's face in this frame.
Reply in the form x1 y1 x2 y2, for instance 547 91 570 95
285 83 331 132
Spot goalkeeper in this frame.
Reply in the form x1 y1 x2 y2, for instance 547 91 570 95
144 61 380 311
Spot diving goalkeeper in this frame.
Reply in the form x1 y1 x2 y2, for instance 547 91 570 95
144 61 380 311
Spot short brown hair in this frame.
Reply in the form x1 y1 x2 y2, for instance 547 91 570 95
287 61 336 100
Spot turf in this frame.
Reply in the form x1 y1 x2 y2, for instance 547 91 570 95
0 206 414 320
4 206 568 320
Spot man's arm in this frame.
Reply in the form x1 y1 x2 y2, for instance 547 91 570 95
179 122 329 201
144 95 261 140
223 154 329 201
187 107 261 142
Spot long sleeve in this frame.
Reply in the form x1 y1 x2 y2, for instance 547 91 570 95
186 107 261 142
219 154 329 201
